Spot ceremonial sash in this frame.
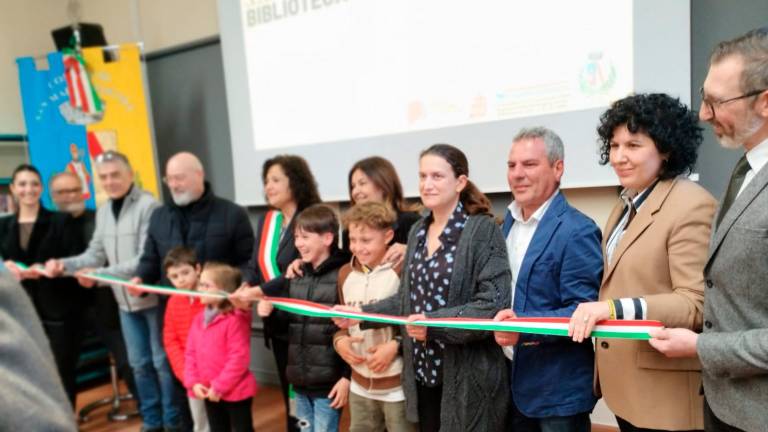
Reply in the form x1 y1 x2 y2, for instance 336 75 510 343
258 210 283 282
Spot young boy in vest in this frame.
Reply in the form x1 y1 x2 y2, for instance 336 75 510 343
258 204 350 431
333 202 416 432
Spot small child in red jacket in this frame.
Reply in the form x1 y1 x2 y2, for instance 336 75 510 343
185 262 258 432
162 246 209 432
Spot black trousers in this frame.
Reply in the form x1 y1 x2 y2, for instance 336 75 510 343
416 383 442 432
270 337 299 432
205 397 253 432
703 398 745 432
43 317 83 408
617 416 702 432
85 289 137 396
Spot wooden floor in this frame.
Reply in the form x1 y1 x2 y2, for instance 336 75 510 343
75 382 350 432
75 381 617 431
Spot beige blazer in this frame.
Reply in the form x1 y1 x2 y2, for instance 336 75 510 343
595 178 716 430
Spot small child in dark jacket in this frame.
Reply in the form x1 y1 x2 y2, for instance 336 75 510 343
258 204 350 432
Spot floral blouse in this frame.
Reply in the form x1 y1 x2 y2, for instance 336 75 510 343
409 201 467 387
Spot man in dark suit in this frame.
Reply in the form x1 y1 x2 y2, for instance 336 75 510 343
493 127 603 431
649 28 768 432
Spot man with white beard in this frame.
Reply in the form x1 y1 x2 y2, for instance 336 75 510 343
50 172 89 218
131 152 254 431
134 152 254 287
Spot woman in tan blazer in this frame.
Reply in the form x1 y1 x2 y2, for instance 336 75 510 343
568 94 717 432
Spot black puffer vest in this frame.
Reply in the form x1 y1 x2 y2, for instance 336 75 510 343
285 250 348 396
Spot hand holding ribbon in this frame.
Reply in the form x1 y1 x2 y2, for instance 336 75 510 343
493 309 520 346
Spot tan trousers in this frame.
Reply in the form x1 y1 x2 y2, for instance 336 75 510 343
348 391 417 432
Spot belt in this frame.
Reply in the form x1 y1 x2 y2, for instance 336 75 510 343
351 369 401 391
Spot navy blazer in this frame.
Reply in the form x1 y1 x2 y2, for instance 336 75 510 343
502 192 602 418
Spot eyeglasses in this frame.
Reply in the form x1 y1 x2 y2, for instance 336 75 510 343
52 187 81 196
162 174 188 184
700 87 767 119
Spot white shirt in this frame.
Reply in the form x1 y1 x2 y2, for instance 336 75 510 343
738 138 768 197
350 380 405 403
502 190 558 359
605 183 654 264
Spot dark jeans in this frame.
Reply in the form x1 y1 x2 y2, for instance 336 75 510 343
205 397 253 432
511 399 590 432
83 287 137 397
271 337 299 432
617 416 702 432
43 317 83 408
173 376 194 432
703 398 745 432
416 383 442 432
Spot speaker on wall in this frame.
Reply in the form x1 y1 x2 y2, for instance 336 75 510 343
51 23 107 51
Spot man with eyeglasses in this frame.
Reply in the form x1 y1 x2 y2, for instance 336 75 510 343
45 151 181 432
130 151 254 431
50 171 89 217
132 152 254 287
648 28 768 432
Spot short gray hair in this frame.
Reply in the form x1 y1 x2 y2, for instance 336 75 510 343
710 27 768 94
94 150 132 171
512 126 564 164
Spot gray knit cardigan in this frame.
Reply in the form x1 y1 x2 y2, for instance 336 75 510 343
363 213 511 431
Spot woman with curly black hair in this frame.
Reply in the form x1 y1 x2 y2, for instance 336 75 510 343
234 154 321 432
567 93 717 432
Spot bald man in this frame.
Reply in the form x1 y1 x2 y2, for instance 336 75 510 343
133 152 253 430
135 152 254 285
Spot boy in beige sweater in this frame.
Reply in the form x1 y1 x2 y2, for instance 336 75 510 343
333 202 417 432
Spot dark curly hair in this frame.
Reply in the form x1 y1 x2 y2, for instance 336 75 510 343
262 155 321 212
597 93 702 180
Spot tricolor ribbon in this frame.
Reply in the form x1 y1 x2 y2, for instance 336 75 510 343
12 262 51 277
265 297 661 340
11 266 662 340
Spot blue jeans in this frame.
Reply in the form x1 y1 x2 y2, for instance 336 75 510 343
294 392 341 432
119 307 180 428
510 400 590 432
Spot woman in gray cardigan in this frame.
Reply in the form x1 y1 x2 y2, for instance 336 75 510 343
337 144 511 431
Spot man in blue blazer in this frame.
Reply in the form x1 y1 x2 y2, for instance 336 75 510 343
494 127 603 432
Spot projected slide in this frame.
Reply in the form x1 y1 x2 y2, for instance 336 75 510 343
240 0 633 151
